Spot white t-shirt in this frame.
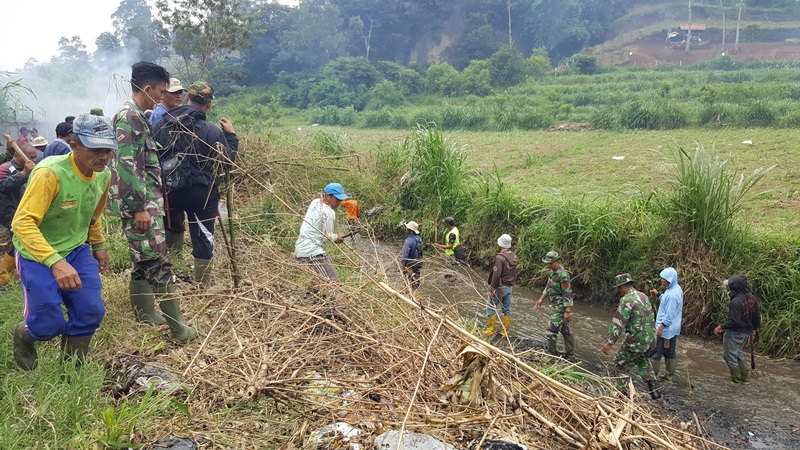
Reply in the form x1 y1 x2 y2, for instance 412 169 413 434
294 198 338 258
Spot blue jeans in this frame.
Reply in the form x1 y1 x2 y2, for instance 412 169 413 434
722 330 749 368
486 285 512 317
18 244 105 340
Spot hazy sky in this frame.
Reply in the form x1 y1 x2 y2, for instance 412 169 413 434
2 0 120 72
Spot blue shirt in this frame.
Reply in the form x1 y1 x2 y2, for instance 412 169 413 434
401 233 422 267
655 267 683 339
149 103 168 126
42 138 71 160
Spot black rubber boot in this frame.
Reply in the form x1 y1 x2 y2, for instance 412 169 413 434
62 335 93 365
13 322 38 370
647 379 662 400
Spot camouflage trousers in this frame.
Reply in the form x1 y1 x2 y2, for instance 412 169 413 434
122 215 174 285
613 347 655 388
547 305 572 337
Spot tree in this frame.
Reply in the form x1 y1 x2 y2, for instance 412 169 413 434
55 36 91 65
242 2 294 85
734 1 745 54
349 15 374 60
95 32 122 65
270 1 347 74
112 0 169 62
157 0 257 80
487 46 528 87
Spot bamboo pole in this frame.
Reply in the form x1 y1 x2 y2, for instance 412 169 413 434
225 169 240 289
2 134 31 162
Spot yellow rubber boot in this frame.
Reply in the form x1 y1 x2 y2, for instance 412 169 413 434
482 316 497 336
499 316 511 338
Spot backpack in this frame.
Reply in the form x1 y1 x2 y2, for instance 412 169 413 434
159 114 198 192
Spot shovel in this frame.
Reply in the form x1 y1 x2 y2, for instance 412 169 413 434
750 331 763 378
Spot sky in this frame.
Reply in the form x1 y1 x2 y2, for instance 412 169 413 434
2 0 120 72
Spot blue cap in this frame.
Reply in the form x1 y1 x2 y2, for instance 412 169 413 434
72 113 118 150
323 182 350 200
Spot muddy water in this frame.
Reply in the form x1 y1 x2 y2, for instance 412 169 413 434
353 237 800 449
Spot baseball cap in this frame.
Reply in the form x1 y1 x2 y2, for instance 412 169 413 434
187 81 214 103
32 136 49 147
55 122 73 137
71 114 118 150
323 182 350 200
166 78 186 93
443 216 455 226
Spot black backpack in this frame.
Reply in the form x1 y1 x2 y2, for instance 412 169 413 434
158 114 198 192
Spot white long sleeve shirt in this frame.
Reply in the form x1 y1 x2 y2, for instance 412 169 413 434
294 198 338 258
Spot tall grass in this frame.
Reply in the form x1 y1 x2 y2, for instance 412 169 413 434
660 145 773 256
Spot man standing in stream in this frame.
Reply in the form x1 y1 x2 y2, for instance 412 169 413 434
536 251 575 358
649 267 683 382
483 233 518 338
714 275 761 384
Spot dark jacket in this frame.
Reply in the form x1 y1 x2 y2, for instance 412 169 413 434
152 104 239 188
401 233 423 268
721 274 761 334
488 250 519 289
0 160 28 229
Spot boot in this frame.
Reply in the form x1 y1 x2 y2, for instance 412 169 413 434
728 366 742 383
563 334 576 358
165 230 185 251
738 361 751 384
482 315 497 336
547 335 559 355
193 258 213 286
646 379 662 400
651 358 661 379
499 316 511 338
0 252 16 286
62 335 92 365
156 282 197 343
13 322 37 370
663 358 677 382
129 279 167 325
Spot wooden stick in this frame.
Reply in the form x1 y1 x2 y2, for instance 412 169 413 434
497 384 584 448
2 133 31 162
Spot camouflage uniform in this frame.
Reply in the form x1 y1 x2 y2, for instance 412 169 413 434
112 99 173 285
544 266 574 340
607 282 657 389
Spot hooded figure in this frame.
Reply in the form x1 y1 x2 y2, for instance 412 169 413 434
714 274 761 384
650 267 683 382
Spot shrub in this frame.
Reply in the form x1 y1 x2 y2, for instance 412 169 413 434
488 45 528 87
310 130 349 155
366 80 405 109
571 54 598 75
308 106 357 126
308 78 353 108
425 63 462 97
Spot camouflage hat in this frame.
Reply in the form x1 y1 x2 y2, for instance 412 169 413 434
187 81 215 103
613 273 636 288
89 107 104 116
542 250 561 263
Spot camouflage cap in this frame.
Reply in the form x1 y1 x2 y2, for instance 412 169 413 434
542 250 561 263
613 273 636 288
187 81 215 103
89 107 104 116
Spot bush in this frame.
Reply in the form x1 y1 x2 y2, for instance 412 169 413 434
571 54 598 75
310 130 348 155
308 78 354 108
426 63 462 97
308 106 357 126
488 46 528 87
366 80 405 110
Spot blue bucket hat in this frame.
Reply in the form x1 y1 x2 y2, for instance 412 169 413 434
323 182 350 200
72 114 118 150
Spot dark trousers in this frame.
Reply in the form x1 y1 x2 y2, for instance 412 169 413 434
166 184 219 260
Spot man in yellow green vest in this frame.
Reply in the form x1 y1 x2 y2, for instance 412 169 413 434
433 216 465 269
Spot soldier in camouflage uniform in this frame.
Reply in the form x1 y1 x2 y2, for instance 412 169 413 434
535 251 575 358
602 273 662 400
112 61 195 342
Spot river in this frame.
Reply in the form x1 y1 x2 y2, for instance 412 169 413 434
351 236 800 449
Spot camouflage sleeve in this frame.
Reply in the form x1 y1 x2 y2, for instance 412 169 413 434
543 273 553 297
114 110 151 212
549 269 574 307
607 298 632 345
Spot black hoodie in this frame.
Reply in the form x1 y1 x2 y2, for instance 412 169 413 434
721 274 761 334
152 104 238 188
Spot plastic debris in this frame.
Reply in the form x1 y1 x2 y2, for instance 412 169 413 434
612 156 625 161
308 422 362 447
374 430 457 450
742 140 753 145
468 440 529 450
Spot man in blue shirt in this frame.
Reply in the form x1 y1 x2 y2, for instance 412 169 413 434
42 122 73 160
401 221 423 291
649 267 683 382
150 78 186 125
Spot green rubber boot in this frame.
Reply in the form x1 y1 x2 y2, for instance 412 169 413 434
547 335 559 355
563 334 576 358
738 360 751 384
729 366 742 384
165 230 185 251
652 358 661 379
62 335 92 365
663 358 677 382
13 322 37 370
194 258 213 285
129 279 166 325
156 282 197 343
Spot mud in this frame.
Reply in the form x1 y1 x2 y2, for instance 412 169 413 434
356 237 800 450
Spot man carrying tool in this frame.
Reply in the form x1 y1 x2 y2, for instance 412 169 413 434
648 267 683 383
0 143 37 286
483 234 518 338
10 114 115 369
113 61 195 342
536 251 575 358
152 81 238 287
714 275 761 384
295 182 349 282
433 216 465 270
602 273 661 400
400 221 423 291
